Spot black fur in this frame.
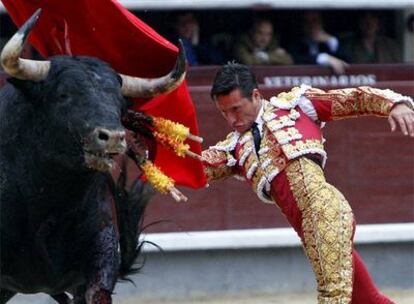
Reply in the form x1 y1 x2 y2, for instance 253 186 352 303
0 56 151 302
112 159 153 281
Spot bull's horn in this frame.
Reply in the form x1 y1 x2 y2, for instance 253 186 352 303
120 39 186 98
1 9 50 81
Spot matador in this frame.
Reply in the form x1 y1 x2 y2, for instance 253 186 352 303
202 63 414 304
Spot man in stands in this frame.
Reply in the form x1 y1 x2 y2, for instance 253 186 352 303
235 18 293 66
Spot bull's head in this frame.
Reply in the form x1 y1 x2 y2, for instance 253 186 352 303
1 9 186 172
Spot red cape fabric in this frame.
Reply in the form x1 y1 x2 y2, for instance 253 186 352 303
2 0 207 188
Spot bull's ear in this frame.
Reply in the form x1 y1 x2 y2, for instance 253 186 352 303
7 77 42 101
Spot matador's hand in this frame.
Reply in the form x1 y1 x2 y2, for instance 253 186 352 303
388 103 414 137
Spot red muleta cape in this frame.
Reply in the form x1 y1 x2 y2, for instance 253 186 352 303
2 0 207 188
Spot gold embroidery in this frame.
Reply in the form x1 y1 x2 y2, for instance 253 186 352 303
262 129 288 175
269 117 287 127
249 129 289 200
263 109 277 122
305 87 393 119
202 149 225 164
358 87 393 116
282 139 325 160
238 136 254 165
244 154 258 178
268 115 294 129
202 149 234 182
273 127 301 144
332 99 359 119
286 158 354 303
306 88 359 119
262 130 281 154
272 156 287 170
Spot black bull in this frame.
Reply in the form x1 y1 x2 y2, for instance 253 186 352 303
0 10 186 303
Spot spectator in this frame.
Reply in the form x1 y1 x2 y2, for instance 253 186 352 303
289 11 348 74
234 18 293 65
405 14 414 62
342 13 402 63
173 12 225 66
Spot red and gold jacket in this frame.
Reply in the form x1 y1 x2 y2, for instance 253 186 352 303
202 85 413 204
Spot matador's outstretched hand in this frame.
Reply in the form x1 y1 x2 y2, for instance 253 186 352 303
388 103 414 137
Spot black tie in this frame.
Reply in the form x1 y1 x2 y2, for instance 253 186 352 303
251 122 261 153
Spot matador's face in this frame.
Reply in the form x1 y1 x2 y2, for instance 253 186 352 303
215 88 262 133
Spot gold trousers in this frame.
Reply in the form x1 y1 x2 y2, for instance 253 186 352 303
272 158 354 303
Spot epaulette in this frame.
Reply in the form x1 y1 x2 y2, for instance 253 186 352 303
270 84 311 110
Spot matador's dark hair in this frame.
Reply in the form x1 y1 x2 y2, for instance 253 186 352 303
210 62 258 101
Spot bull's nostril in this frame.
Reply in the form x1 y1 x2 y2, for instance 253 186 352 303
98 132 110 141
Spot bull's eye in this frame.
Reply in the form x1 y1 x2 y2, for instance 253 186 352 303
59 93 69 100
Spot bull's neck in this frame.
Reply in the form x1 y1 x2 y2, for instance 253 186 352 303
19 151 98 203
36 160 96 191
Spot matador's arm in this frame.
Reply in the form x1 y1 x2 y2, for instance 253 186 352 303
202 149 236 183
302 86 414 121
201 132 240 183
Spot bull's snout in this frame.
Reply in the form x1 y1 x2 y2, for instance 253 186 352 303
86 128 126 154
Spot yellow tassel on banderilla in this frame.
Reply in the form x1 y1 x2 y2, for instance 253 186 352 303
123 111 203 202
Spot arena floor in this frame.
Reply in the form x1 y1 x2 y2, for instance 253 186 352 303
119 289 414 304
8 289 414 303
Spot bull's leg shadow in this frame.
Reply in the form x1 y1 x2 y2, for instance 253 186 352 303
0 289 15 304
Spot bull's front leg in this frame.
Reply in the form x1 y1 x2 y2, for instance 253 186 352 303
85 224 119 304
84 182 120 304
